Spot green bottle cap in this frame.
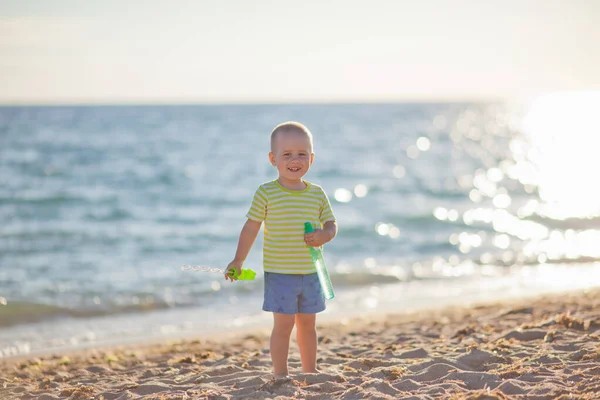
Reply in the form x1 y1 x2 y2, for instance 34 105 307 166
304 222 315 233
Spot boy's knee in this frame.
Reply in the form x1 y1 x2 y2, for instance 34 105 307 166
273 315 295 335
295 314 316 329
273 324 294 336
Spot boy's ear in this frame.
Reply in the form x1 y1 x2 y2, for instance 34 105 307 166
268 152 276 166
310 153 314 165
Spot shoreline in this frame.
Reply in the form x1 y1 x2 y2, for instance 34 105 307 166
1 287 599 399
4 262 600 361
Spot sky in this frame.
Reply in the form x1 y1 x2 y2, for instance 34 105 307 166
0 0 599 104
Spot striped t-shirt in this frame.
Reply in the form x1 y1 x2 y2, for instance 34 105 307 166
246 180 336 274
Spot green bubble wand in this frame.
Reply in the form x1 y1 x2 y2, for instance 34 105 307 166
181 265 256 280
304 222 335 300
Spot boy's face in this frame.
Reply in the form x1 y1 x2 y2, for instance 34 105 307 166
269 130 314 182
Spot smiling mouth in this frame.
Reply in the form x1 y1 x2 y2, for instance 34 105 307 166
288 167 301 172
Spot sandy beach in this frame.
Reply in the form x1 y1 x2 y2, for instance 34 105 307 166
1 288 599 400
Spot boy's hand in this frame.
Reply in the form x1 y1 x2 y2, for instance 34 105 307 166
224 260 243 282
304 229 331 248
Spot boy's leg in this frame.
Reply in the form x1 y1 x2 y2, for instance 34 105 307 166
295 313 318 373
271 312 295 377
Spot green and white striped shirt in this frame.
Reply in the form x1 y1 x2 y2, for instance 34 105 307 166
246 180 335 274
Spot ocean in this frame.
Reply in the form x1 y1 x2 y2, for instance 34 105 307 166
2 100 600 357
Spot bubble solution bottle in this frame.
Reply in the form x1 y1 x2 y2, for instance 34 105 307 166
304 222 335 300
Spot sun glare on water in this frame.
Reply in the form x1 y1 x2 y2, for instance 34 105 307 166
441 92 600 272
520 91 600 220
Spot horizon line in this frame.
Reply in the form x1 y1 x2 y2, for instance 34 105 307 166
0 96 510 107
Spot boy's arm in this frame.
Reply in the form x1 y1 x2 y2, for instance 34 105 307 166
225 218 262 281
323 220 337 242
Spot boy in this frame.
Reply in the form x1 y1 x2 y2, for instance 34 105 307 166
225 121 337 377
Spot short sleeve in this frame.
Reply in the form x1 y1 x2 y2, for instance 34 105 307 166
319 189 335 224
246 186 267 222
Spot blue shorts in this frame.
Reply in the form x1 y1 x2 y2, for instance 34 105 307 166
262 272 326 314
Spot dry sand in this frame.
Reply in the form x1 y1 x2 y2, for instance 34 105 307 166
1 288 599 399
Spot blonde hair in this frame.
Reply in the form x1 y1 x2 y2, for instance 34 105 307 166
270 121 314 152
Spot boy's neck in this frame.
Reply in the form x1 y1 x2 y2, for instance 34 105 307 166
277 177 307 191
